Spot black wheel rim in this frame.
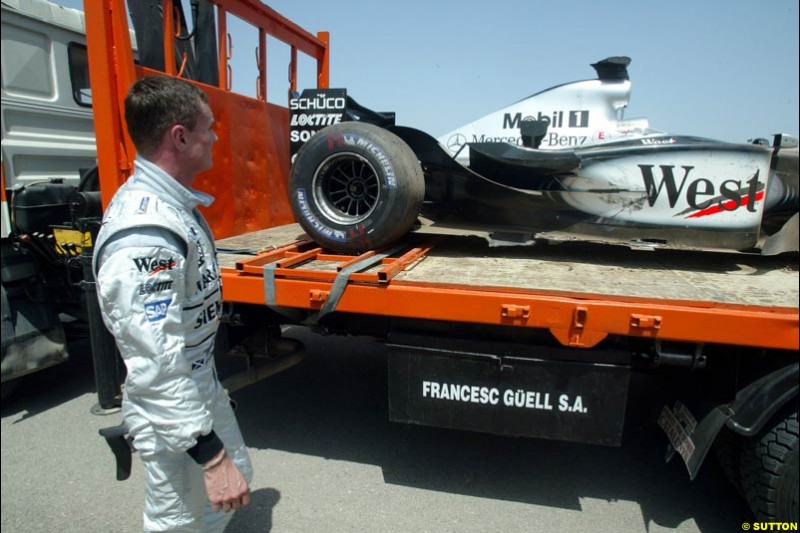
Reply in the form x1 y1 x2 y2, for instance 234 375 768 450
312 153 381 224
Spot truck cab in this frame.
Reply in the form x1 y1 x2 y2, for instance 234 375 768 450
1 0 97 399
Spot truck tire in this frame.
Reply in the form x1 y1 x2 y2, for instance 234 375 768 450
1 379 19 403
289 122 424 253
714 427 743 497
1 284 18 403
740 410 799 521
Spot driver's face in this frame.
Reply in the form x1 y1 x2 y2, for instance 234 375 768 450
184 101 217 175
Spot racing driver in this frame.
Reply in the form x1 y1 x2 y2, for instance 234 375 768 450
94 76 252 532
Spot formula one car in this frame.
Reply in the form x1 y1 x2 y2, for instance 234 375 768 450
288 57 799 255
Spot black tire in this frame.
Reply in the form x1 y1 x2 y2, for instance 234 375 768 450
714 426 744 497
1 283 18 403
1 378 19 403
740 409 799 521
289 122 424 253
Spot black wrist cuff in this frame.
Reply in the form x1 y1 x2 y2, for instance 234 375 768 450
186 430 224 465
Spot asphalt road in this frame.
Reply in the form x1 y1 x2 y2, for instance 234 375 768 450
1 327 752 533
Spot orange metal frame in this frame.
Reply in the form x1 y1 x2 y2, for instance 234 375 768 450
84 0 329 238
219 246 799 351
235 239 436 283
83 0 799 352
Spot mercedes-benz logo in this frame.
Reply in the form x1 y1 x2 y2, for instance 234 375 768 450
447 133 467 152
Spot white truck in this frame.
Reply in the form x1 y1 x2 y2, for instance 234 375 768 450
1 0 97 400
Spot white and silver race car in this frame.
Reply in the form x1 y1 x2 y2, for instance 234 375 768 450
288 57 799 255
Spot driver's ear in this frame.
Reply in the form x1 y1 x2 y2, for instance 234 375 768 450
168 124 188 151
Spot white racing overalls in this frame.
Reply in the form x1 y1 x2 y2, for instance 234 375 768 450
94 157 253 532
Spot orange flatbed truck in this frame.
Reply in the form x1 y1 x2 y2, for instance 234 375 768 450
71 0 799 522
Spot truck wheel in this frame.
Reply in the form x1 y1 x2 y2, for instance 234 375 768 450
714 427 743 497
1 283 18 403
740 410 799 521
1 379 19 403
289 122 424 253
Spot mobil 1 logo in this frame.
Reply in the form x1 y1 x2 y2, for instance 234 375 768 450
290 88 347 158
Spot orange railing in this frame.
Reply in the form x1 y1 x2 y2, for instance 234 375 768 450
84 0 329 238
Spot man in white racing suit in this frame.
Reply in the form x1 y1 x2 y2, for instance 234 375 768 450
94 76 252 532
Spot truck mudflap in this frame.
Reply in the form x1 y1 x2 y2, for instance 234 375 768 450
658 400 714 480
658 363 799 480
387 342 630 446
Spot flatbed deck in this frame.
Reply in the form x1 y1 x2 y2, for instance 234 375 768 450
216 224 799 350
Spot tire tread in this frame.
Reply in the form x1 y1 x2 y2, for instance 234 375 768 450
740 411 799 520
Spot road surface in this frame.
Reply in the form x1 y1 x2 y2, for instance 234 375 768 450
1 327 751 532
